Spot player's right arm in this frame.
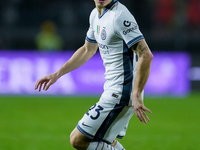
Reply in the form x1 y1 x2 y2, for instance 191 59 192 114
131 39 153 124
35 40 98 92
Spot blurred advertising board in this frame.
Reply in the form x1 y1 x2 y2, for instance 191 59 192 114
0 51 190 96
145 52 190 96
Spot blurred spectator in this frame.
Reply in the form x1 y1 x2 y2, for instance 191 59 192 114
186 0 200 29
35 20 63 51
0 0 199 51
154 0 176 28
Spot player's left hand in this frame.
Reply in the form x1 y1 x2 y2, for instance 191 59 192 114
35 73 58 92
133 95 152 124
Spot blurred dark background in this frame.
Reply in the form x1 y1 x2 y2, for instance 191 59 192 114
0 0 200 52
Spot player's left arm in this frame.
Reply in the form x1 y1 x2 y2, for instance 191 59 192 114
131 39 153 124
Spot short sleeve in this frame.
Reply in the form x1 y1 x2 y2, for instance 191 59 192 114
86 9 97 43
114 10 144 48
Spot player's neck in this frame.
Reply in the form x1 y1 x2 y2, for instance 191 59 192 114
96 7 105 16
95 0 113 16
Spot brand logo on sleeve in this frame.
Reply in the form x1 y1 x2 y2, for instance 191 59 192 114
123 20 131 27
123 21 138 35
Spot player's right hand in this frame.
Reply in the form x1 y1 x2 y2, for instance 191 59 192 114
133 94 152 124
35 73 58 92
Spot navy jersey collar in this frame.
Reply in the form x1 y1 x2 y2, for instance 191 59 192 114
106 0 118 9
98 0 118 19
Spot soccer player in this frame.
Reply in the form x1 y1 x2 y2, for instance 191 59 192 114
35 0 153 149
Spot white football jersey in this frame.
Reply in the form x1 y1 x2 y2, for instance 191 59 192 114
86 0 144 106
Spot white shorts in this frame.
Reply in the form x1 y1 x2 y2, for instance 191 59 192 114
77 94 135 144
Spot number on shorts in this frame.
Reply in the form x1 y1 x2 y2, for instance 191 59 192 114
86 104 104 120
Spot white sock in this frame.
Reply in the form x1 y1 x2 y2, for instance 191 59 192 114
87 141 119 150
114 140 125 150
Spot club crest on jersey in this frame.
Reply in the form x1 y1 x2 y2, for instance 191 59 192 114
101 28 107 40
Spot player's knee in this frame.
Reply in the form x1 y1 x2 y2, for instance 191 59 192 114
70 130 89 149
70 131 78 148
70 139 79 149
70 137 86 149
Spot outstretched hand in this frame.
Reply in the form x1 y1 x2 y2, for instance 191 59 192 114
133 95 152 124
35 73 58 92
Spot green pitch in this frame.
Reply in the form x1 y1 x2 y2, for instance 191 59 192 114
0 92 200 150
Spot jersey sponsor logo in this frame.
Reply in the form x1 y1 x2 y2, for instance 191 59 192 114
98 42 108 49
123 20 131 27
101 27 107 40
100 49 110 54
98 42 109 54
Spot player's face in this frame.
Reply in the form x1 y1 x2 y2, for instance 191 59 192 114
94 0 112 8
